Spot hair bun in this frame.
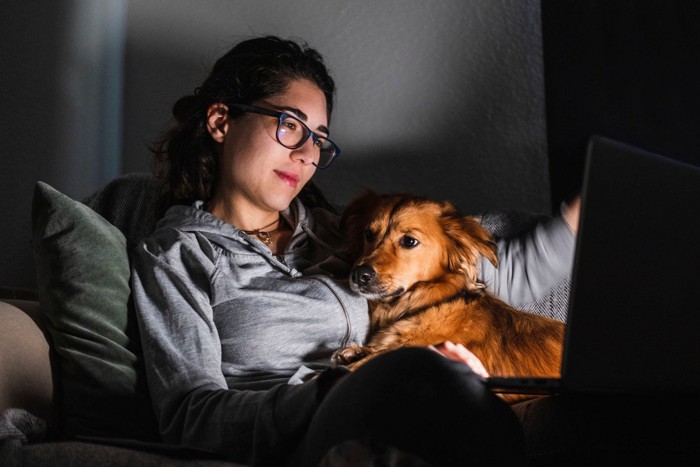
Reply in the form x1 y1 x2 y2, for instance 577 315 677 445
172 95 202 123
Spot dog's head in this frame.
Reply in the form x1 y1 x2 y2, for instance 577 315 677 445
340 191 498 301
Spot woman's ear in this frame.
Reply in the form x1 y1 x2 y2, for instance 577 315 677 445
206 103 229 143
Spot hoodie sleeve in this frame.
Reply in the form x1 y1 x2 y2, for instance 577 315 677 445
478 215 576 308
130 229 325 464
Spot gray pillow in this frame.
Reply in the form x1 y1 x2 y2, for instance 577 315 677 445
31 181 158 441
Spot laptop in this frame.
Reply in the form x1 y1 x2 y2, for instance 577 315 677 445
485 135 700 396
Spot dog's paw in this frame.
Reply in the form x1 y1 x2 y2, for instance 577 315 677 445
332 343 371 365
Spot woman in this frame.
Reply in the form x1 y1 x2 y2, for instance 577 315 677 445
130 35 577 466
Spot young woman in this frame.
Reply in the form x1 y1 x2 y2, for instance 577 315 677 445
130 35 577 466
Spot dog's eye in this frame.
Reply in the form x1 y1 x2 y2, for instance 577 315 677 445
399 235 419 249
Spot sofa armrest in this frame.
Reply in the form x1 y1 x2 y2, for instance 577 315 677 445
0 300 53 422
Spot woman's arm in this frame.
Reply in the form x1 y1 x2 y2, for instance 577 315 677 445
479 198 579 308
130 231 321 464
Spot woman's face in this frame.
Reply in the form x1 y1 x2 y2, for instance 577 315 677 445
209 79 328 216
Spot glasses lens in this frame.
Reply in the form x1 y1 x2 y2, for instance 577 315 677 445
316 139 338 168
277 115 308 147
276 114 339 168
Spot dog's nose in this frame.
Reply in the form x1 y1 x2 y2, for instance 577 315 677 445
352 265 376 286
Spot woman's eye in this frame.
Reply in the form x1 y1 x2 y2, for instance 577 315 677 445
313 139 323 148
283 121 297 131
400 236 419 248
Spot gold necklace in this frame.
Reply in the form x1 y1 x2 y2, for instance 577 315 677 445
242 216 281 248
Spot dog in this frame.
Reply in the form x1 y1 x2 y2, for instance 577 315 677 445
332 191 565 403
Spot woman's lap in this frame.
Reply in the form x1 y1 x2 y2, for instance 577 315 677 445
299 347 525 466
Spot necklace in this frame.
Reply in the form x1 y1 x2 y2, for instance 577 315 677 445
242 216 282 248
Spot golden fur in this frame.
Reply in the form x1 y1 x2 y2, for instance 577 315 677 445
333 191 565 403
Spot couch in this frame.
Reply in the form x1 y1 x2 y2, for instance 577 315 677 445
1 174 247 466
0 173 577 466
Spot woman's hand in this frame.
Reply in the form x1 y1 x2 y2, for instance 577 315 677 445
430 340 490 378
562 195 581 233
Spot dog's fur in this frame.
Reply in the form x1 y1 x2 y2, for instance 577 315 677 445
333 191 565 403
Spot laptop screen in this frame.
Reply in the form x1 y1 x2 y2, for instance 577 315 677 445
561 135 700 394
485 135 700 396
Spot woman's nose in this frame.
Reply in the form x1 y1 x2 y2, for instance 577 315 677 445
290 138 316 165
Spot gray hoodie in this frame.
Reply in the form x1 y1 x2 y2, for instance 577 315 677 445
130 198 575 464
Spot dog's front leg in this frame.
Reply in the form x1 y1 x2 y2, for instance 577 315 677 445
331 342 374 366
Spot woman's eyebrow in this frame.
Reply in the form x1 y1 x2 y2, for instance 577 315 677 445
278 105 329 135
278 105 307 121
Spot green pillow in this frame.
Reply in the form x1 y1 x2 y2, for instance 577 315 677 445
31 181 158 441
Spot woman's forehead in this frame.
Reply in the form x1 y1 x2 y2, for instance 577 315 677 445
264 79 329 129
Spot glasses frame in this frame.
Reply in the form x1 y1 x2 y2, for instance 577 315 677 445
227 103 341 169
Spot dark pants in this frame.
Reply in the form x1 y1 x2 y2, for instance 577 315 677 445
299 347 526 466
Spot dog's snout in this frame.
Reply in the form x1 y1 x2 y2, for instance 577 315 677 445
352 265 376 286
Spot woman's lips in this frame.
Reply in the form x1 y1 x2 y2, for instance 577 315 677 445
275 170 300 188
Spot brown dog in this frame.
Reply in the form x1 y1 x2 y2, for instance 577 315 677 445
333 191 565 403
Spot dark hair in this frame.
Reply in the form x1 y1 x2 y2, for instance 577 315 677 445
150 35 336 215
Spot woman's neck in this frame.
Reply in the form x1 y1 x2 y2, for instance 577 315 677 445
206 197 280 233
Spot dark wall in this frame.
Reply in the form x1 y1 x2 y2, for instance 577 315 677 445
542 0 700 203
1 1 549 292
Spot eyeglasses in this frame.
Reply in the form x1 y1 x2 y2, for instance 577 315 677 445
228 103 341 169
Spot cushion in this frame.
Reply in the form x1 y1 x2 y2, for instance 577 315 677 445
31 181 158 441
82 173 160 254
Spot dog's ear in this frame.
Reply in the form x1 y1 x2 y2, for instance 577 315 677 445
441 202 498 284
340 190 380 262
